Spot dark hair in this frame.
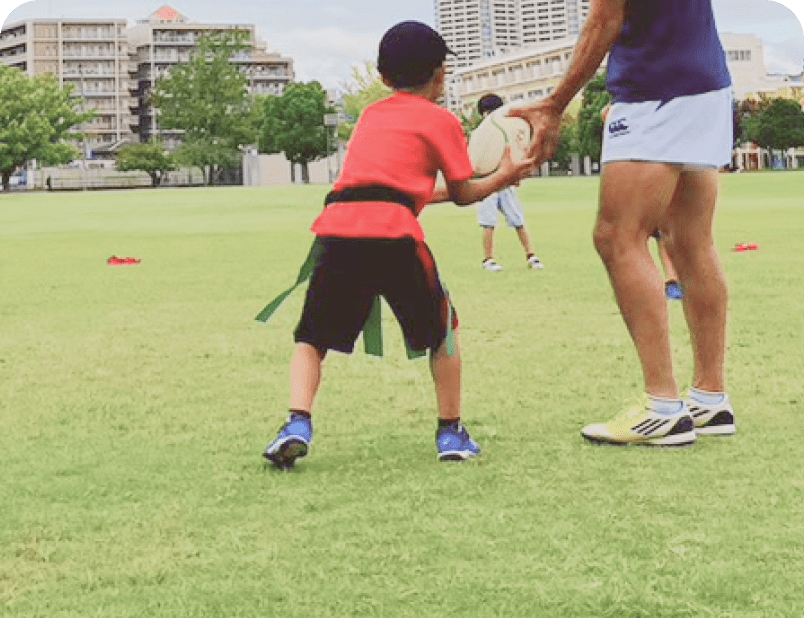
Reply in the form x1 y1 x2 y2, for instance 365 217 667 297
478 93 504 115
378 21 454 88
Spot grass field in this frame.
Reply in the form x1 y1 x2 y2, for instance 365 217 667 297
2 172 803 617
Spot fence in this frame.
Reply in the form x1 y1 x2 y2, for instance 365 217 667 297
13 166 240 191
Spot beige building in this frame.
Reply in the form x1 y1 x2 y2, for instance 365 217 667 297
0 18 137 156
451 30 799 114
719 32 796 100
126 6 294 148
0 5 295 157
452 36 594 115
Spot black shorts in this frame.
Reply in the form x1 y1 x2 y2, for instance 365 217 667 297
294 237 458 354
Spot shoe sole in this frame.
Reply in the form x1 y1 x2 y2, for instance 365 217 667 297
438 450 480 461
695 425 737 436
263 439 309 470
690 408 736 437
582 430 698 448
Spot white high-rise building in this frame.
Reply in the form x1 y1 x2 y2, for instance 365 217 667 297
435 0 590 69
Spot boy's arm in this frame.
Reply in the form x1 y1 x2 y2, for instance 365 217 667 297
431 147 534 206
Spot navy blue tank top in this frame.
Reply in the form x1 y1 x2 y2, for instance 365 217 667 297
606 0 732 103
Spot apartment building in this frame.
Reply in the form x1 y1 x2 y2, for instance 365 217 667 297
0 18 137 156
0 5 295 156
452 36 591 115
126 6 294 146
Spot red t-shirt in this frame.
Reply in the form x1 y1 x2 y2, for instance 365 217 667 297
310 92 474 241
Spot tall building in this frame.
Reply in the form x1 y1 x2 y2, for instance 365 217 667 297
0 6 295 156
0 18 137 157
126 6 294 146
435 0 590 69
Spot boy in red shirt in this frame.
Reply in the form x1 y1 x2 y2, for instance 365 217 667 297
263 21 534 470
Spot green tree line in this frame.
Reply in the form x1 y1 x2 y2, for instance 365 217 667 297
3 48 803 191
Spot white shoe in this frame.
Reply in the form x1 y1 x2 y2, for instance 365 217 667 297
581 399 697 447
687 394 736 436
527 255 544 269
482 258 503 272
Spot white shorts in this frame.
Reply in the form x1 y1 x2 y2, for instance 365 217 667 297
477 187 525 228
602 87 733 168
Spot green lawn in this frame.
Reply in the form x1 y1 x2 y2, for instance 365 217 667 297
1 173 803 617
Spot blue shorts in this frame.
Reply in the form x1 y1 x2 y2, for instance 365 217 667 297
476 187 525 228
602 87 733 168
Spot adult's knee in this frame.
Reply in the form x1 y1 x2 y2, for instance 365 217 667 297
592 218 618 261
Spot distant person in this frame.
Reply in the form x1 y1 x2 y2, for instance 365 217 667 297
511 0 736 446
653 230 684 300
262 21 534 470
475 94 545 272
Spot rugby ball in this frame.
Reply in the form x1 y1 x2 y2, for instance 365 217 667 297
468 103 532 177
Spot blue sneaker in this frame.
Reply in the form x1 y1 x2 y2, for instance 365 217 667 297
437 422 481 461
263 412 312 470
665 280 684 300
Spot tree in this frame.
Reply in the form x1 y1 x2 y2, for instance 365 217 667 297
151 32 260 185
0 65 94 191
744 97 804 167
258 81 335 183
552 119 579 171
338 62 391 142
116 139 176 187
575 71 611 163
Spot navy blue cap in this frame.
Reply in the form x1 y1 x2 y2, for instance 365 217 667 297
377 21 455 88
477 93 504 115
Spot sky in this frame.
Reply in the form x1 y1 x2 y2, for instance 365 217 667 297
2 0 803 91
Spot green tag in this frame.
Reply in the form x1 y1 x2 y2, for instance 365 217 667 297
256 238 455 359
255 238 324 323
362 295 383 357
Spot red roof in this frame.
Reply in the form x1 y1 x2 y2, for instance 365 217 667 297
155 6 179 20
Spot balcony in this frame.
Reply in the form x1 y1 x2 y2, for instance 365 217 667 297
62 29 119 41
153 33 197 44
62 48 118 59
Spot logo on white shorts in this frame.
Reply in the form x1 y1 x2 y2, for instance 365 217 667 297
608 117 630 136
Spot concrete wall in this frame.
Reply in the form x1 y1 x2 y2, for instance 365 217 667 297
243 149 344 186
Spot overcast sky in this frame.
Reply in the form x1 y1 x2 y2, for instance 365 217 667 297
3 0 803 90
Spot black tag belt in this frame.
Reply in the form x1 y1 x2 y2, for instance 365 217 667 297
325 185 416 214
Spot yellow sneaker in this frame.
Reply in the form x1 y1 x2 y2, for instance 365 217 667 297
581 400 697 447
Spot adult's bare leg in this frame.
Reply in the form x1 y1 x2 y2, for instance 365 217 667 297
662 168 727 393
593 161 682 398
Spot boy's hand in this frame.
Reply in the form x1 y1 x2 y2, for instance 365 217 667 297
496 145 536 187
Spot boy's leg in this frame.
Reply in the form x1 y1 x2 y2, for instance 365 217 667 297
515 225 534 255
500 188 542 267
264 344 327 470
482 226 496 262
429 331 461 421
430 331 481 460
656 236 683 299
289 342 327 412
479 194 503 270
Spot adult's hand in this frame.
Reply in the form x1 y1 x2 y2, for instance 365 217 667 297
508 99 563 167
